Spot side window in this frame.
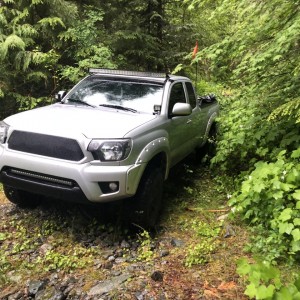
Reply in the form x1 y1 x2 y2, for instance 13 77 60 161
168 82 186 116
186 82 197 108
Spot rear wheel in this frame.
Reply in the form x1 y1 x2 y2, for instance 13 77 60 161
3 185 40 208
196 123 217 161
128 166 164 229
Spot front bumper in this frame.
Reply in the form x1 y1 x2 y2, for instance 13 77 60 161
0 147 144 203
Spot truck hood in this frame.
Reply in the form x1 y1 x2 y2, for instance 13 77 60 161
4 104 156 139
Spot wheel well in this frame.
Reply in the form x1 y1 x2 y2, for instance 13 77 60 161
209 122 217 137
144 152 167 179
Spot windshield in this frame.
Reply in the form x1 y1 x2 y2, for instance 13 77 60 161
65 77 164 114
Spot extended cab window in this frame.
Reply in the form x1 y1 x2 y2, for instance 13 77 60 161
186 82 197 108
168 82 186 117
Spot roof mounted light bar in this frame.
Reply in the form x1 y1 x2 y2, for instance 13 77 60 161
89 68 169 79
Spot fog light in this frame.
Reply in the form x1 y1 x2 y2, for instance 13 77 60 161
109 182 118 192
99 182 119 194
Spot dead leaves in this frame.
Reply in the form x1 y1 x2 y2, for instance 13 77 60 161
203 280 238 299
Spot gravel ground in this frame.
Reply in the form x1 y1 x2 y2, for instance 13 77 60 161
0 164 248 300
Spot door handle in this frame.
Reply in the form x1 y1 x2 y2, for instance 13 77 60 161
187 119 192 124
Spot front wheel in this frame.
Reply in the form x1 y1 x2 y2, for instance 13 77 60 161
3 185 40 208
127 166 164 229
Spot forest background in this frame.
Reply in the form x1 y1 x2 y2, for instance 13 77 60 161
1 0 300 292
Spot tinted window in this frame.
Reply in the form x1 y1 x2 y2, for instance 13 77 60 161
168 82 186 116
186 82 197 108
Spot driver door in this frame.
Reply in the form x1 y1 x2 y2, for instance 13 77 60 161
167 82 194 166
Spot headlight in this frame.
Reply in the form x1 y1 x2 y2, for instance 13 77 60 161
88 139 131 161
0 121 9 144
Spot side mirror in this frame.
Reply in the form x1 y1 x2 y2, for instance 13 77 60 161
172 103 192 116
55 91 67 102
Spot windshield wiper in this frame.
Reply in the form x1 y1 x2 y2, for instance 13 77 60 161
65 98 96 108
99 104 137 113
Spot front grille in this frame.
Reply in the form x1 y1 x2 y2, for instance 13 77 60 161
6 167 76 188
8 130 84 161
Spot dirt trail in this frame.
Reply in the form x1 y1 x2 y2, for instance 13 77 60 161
0 164 249 299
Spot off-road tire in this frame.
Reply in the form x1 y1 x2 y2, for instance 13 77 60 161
196 123 217 161
3 185 40 208
129 166 164 229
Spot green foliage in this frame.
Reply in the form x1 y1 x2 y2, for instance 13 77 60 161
136 229 155 262
39 247 94 272
229 149 300 262
182 1 300 266
58 5 116 83
185 238 217 267
237 259 300 300
0 0 78 119
184 219 221 267
186 0 300 171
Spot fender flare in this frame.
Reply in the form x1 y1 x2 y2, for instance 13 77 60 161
126 137 170 196
136 137 170 177
200 112 218 147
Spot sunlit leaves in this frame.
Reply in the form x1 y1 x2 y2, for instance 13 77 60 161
38 17 65 30
237 259 300 299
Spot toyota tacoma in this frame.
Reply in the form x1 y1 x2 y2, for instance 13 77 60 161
0 69 219 227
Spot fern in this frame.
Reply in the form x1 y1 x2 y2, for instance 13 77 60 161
31 0 44 4
26 71 48 82
0 34 25 59
269 98 300 124
12 8 29 25
38 17 66 29
15 24 38 37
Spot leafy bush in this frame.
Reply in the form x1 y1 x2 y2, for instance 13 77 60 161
229 149 300 262
237 258 300 299
184 219 221 267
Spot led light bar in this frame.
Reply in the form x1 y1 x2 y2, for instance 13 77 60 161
10 168 74 187
89 68 168 78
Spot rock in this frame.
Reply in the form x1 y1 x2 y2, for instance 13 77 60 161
115 257 126 264
114 249 124 258
102 261 113 269
7 291 23 300
62 284 76 295
151 271 163 282
224 225 236 238
87 274 131 296
111 270 121 277
120 240 130 249
101 249 114 260
107 255 115 262
65 287 84 299
159 250 169 257
135 290 148 300
28 280 47 296
127 264 145 273
40 243 53 255
170 238 184 247
35 286 64 300
49 273 59 283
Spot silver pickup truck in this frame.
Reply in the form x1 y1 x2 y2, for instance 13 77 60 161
0 69 219 227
